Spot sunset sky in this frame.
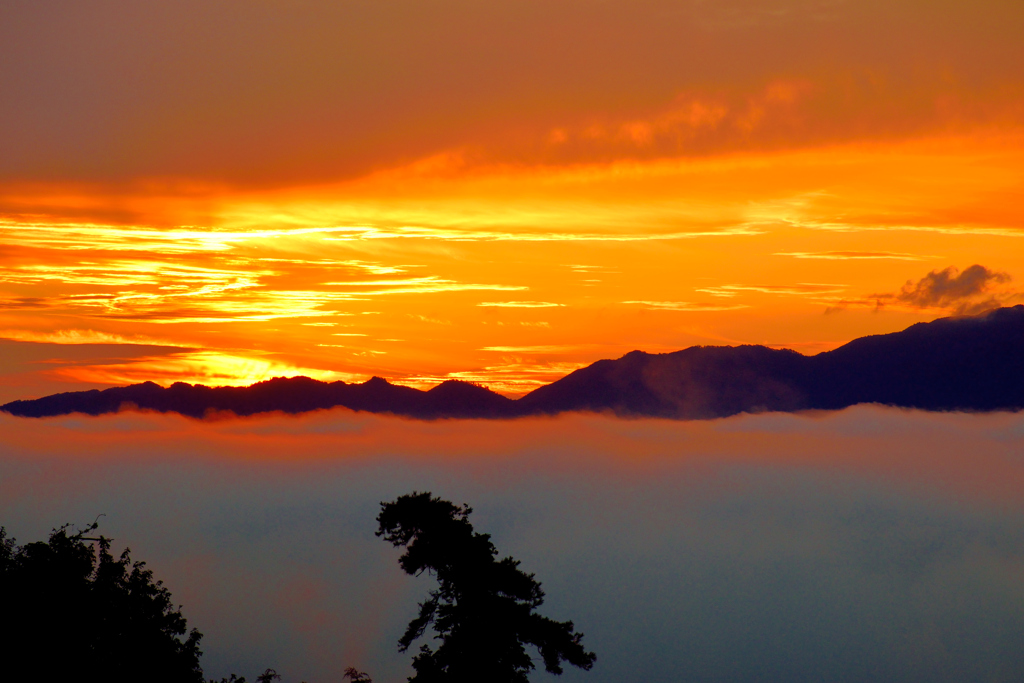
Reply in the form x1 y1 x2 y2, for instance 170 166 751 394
3 0 1024 400
5 5 1024 681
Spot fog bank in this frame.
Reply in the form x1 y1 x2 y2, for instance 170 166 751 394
1 406 1022 682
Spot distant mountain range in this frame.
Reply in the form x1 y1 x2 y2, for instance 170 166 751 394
5 305 1024 420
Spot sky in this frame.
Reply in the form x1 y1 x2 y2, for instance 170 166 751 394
2 406 1024 681
4 6 1024 680
2 0 1024 399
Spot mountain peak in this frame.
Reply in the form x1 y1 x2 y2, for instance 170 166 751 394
4 306 1024 420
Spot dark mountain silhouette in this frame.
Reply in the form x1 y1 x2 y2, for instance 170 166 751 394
4 305 1024 420
516 345 811 418
1 376 515 420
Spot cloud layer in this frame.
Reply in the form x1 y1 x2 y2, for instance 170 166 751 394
2 407 1024 681
894 264 1013 314
2 1 1023 185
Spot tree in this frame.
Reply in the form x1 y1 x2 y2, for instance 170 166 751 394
255 669 281 683
376 492 596 682
0 522 204 682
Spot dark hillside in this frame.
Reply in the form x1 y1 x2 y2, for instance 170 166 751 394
5 306 1023 420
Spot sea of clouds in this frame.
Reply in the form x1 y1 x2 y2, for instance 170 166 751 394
2 406 1023 682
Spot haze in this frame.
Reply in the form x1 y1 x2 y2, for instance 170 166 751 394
1 406 1022 680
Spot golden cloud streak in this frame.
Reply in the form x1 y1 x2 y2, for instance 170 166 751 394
54 350 364 388
0 253 525 323
696 283 847 297
782 220 1024 237
0 328 191 346
775 251 938 261
0 220 762 258
0 261 272 287
322 276 527 296
399 360 588 395
321 225 763 242
622 301 751 311
480 345 580 353
477 301 564 308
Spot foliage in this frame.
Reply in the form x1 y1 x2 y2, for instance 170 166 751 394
256 668 281 683
377 492 596 682
0 522 204 683
343 667 374 682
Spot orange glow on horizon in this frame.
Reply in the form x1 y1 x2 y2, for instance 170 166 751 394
3 125 1024 399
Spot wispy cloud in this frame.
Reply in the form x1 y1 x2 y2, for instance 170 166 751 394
0 253 523 323
480 345 579 353
0 297 50 310
623 301 750 311
776 251 936 261
400 360 587 395
0 221 350 254
870 265 1015 315
53 350 362 388
785 219 1024 238
61 289 363 324
0 261 270 288
407 314 451 325
252 258 415 275
323 276 526 296
322 225 763 242
696 283 847 298
477 301 564 308
0 329 190 346
821 265 1019 315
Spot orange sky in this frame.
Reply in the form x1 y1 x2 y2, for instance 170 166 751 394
2 0 1023 400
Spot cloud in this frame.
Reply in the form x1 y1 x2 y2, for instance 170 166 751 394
696 284 847 298
323 225 761 243
477 301 564 308
53 350 362 388
2 0 1024 190
0 297 50 310
776 251 935 261
536 74 1024 171
479 345 579 354
870 265 1015 315
895 265 1009 308
323 276 526 297
255 258 415 275
0 329 189 347
407 314 451 325
1 220 755 255
401 360 587 395
2 408 1024 681
623 301 749 311
821 265 1018 315
0 250 526 324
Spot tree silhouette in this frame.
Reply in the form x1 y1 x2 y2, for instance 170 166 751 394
255 668 281 683
0 522 204 682
376 492 596 682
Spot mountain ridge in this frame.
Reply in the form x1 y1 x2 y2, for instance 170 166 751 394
5 305 1024 420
